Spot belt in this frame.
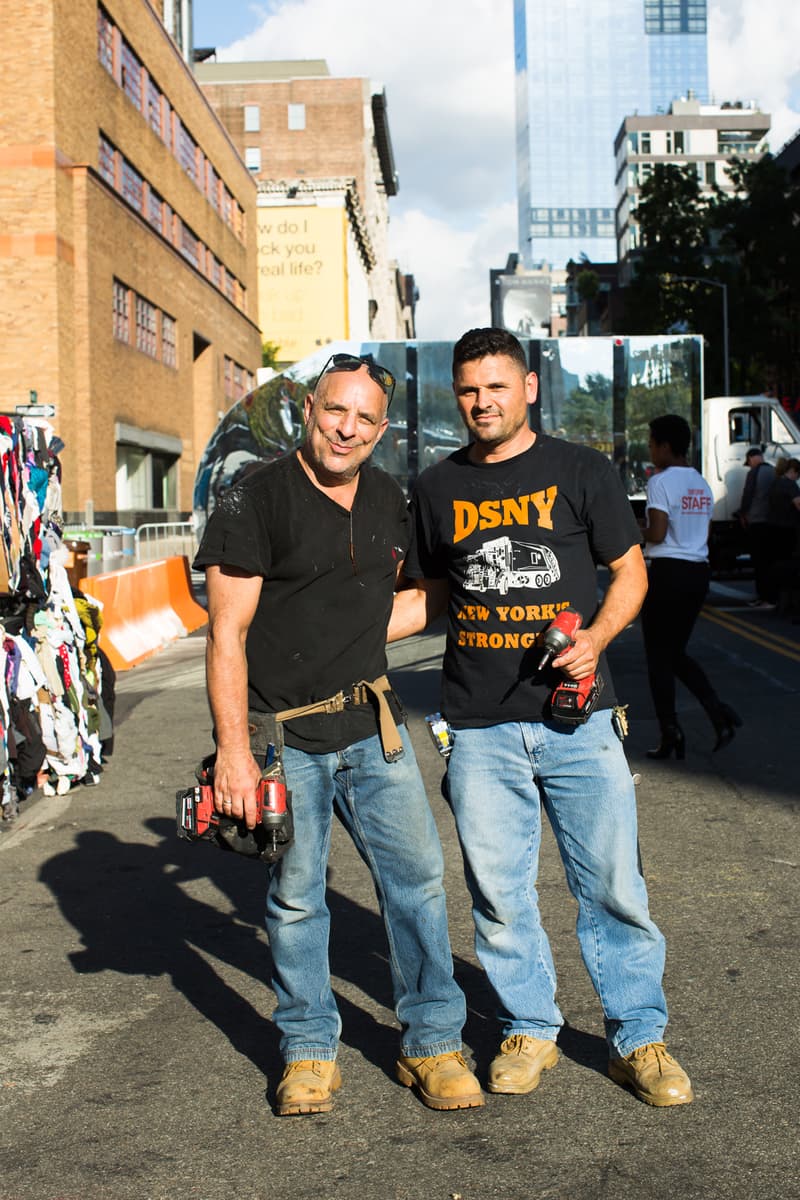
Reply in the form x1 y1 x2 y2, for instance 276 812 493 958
272 674 404 763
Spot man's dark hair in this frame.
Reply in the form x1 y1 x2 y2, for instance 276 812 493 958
452 327 528 377
649 414 691 457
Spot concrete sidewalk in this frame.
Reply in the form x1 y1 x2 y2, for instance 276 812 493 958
0 620 797 1200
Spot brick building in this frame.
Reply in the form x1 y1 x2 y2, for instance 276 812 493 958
0 0 261 524
195 60 416 363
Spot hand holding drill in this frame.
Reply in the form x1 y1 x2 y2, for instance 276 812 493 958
537 608 604 724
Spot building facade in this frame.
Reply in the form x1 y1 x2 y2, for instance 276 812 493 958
195 60 414 363
0 0 261 524
514 0 709 268
615 97 770 280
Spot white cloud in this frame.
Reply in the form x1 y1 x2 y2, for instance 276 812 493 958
389 201 518 339
220 0 517 336
220 0 516 219
709 0 800 149
215 0 800 336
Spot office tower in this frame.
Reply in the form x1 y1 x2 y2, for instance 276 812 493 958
515 0 709 268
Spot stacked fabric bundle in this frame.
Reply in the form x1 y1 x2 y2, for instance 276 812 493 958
0 416 112 822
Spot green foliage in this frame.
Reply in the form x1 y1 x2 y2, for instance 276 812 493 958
576 269 600 301
621 154 800 401
261 340 282 369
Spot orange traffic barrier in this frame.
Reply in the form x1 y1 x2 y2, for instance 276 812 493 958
78 555 207 671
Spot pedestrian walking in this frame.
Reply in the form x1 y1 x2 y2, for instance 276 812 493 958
640 414 741 758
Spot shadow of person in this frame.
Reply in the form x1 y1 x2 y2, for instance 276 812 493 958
38 823 282 1083
556 1022 609 1076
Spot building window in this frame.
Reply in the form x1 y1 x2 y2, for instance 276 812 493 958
179 221 200 269
206 161 220 212
113 279 129 343
628 132 639 154
147 187 164 234
705 161 716 184
97 6 114 74
116 445 178 510
146 76 163 138
98 134 116 186
135 294 158 358
674 130 685 153
120 157 144 210
244 104 260 132
176 119 199 184
288 103 306 131
245 147 261 172
641 132 652 154
120 41 143 111
161 313 177 368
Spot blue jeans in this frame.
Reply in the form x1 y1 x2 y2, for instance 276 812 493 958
445 711 667 1058
266 725 466 1062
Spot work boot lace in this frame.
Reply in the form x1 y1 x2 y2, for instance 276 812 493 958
500 1035 534 1056
414 1051 468 1069
628 1042 674 1074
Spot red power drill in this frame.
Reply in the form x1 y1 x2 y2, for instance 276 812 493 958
536 608 604 725
176 760 293 863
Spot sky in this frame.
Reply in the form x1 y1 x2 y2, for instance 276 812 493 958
192 0 800 340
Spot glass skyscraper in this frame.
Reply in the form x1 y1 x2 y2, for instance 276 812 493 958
515 0 709 267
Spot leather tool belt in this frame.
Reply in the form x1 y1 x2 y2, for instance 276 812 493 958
267 674 404 763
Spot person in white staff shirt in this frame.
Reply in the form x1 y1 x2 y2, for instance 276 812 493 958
641 413 742 759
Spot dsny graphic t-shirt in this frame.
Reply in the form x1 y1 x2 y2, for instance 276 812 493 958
405 436 642 727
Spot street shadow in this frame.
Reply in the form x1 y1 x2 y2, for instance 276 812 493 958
37 818 505 1093
556 1022 609 1076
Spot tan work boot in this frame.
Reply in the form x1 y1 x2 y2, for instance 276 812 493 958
608 1042 693 1107
275 1059 342 1116
396 1051 484 1110
487 1034 559 1094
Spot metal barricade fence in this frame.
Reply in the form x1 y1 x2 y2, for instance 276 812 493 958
134 522 197 564
63 522 198 572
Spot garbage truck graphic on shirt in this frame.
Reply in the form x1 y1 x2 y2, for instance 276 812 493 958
404 436 643 727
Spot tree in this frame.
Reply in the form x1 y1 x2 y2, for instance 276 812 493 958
261 340 282 370
621 164 711 340
709 154 800 402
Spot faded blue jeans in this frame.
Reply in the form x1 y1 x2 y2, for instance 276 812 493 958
445 711 667 1058
266 725 466 1062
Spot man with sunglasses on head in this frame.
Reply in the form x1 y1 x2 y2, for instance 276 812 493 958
389 328 693 1109
193 352 482 1117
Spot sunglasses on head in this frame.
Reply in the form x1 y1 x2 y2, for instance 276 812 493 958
317 353 396 408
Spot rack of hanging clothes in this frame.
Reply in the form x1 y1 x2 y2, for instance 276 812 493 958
0 415 113 822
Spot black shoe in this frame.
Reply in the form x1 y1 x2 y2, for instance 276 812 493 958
646 723 685 760
710 702 742 752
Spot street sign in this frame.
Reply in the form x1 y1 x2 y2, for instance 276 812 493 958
15 404 56 417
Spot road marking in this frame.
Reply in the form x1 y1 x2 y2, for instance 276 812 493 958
701 607 800 663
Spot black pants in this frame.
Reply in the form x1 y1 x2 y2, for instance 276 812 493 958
640 558 717 723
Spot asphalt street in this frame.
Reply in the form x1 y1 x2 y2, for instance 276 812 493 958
1 577 798 1200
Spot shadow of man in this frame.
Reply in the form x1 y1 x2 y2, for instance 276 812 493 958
38 822 281 1083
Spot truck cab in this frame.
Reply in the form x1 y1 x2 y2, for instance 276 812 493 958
703 395 800 569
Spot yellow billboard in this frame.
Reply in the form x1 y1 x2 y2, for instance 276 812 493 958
256 204 348 363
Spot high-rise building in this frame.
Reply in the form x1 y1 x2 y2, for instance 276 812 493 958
515 0 709 268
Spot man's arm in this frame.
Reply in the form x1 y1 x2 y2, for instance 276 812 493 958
552 543 648 680
205 563 264 828
387 575 450 642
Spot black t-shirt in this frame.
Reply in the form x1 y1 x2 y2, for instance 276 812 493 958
193 453 409 752
768 475 800 528
404 435 642 727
